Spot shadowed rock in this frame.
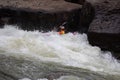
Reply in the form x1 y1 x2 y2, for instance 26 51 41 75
0 0 81 13
65 0 95 33
0 0 82 32
87 0 120 58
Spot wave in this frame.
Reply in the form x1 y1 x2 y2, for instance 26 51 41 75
0 25 120 75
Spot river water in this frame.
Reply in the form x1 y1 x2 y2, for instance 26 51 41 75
0 25 120 80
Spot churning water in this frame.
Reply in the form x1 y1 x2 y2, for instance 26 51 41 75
0 25 120 80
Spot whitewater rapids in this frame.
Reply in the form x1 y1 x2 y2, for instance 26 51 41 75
0 25 120 77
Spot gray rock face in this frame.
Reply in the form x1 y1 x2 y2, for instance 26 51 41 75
65 0 95 33
88 0 120 33
0 0 82 32
0 0 81 13
0 0 95 33
87 0 120 58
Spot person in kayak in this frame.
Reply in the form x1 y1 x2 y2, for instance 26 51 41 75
59 26 65 35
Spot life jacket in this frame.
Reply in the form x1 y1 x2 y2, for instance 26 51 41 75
59 30 65 35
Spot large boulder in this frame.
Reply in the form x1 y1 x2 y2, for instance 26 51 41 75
87 0 120 58
0 0 82 32
65 0 95 33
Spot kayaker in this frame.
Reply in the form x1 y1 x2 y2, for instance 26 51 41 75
59 26 65 35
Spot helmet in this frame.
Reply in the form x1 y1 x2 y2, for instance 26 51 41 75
60 26 65 29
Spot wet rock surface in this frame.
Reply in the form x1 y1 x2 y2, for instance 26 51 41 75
65 0 95 33
0 0 82 32
88 0 120 33
0 0 96 33
87 0 120 58
0 0 81 13
88 32 120 59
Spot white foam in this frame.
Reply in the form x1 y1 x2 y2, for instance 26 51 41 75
19 78 31 80
19 76 85 80
0 25 120 74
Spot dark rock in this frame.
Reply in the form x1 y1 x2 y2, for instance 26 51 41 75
65 0 85 5
0 0 82 32
65 0 95 33
87 0 120 58
0 0 81 13
0 0 95 33
79 1 95 33
88 32 120 59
